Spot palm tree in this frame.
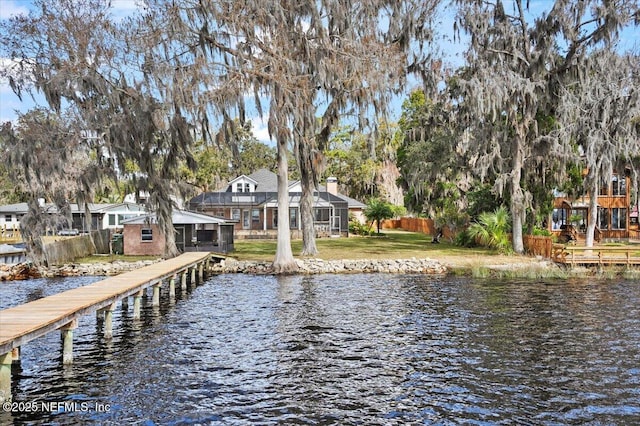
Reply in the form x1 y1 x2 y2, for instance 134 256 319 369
364 198 395 235
467 206 512 254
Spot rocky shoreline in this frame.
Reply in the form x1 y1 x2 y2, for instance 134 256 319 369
214 257 448 275
1 257 447 281
1 260 162 281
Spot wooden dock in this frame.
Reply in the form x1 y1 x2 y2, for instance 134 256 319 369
551 244 640 267
0 252 218 403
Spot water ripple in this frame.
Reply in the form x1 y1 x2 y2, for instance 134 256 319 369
1 274 639 424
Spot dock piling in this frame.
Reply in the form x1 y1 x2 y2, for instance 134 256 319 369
169 275 176 300
133 290 143 320
104 303 116 339
11 347 20 365
0 352 11 403
60 319 78 365
152 282 162 306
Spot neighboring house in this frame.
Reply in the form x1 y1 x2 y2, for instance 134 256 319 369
0 202 147 234
550 170 636 242
120 210 236 255
188 169 366 238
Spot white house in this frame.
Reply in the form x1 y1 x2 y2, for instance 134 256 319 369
0 202 147 234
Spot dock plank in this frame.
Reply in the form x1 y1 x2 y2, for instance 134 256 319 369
0 252 211 354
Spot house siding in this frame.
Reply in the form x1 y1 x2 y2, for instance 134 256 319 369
123 224 165 256
551 173 632 241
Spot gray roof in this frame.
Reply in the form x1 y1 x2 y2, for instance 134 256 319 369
121 210 234 225
247 168 279 192
191 169 365 209
0 202 146 215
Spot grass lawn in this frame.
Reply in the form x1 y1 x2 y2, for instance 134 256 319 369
232 229 499 262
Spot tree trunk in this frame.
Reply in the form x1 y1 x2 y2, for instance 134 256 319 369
510 138 525 254
299 173 318 256
585 178 598 248
273 138 298 273
161 217 179 258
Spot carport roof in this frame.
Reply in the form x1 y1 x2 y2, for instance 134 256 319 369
121 210 235 225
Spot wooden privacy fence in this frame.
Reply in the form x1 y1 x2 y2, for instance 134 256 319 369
384 217 556 259
382 217 454 239
522 235 553 258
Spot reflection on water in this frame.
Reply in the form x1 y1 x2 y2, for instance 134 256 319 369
1 274 639 424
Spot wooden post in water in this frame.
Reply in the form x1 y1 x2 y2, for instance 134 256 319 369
191 266 197 286
133 290 143 320
104 302 116 339
198 262 204 282
121 296 129 310
181 271 188 291
152 282 161 306
0 351 11 403
11 347 20 365
169 275 176 300
60 319 78 365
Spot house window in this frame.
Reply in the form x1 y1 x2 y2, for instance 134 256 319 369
108 214 116 226
236 183 244 192
242 210 250 229
551 208 567 230
245 183 251 192
315 208 330 222
232 209 241 221
141 228 153 241
599 176 609 195
612 175 626 196
598 207 609 230
611 208 627 230
289 207 298 229
252 209 260 223
273 209 278 228
4 215 11 222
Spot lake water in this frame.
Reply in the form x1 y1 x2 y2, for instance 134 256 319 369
1 273 639 425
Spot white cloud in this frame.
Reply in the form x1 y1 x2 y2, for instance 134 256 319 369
250 116 273 145
0 0 29 19
108 0 143 21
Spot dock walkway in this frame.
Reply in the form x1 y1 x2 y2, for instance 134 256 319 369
0 252 216 403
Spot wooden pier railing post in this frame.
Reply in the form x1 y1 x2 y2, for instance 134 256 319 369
0 351 11 403
60 319 78 365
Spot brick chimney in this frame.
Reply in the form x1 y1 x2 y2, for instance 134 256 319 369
326 177 338 195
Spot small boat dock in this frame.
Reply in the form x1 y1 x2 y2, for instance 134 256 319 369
0 252 219 403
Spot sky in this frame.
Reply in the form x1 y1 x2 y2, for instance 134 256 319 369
0 0 638 143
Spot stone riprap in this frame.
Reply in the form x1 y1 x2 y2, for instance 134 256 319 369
213 257 447 275
1 257 447 281
37 260 162 278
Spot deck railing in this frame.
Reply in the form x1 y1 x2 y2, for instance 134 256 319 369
551 244 640 266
